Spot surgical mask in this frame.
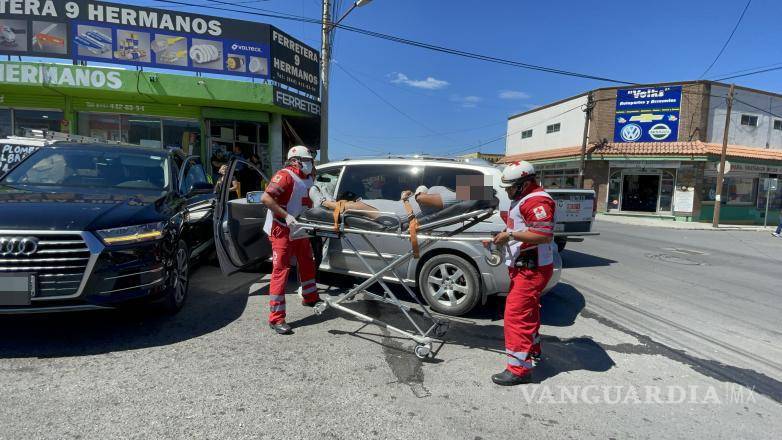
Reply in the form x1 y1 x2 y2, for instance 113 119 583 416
300 161 313 175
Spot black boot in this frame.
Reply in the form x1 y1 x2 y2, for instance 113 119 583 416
269 322 293 335
492 369 534 386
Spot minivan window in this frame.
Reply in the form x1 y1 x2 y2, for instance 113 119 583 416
2 148 170 190
337 164 422 201
423 166 484 191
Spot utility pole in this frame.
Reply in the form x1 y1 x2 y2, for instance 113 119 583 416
319 0 332 163
713 83 735 228
579 91 594 188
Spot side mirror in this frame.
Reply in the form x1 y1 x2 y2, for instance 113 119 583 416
188 181 214 196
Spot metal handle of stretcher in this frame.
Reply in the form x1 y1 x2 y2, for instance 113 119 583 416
297 207 539 267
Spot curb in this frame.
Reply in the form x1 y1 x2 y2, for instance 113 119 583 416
595 215 773 232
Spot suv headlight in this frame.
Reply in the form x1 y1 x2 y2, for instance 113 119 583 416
97 222 166 245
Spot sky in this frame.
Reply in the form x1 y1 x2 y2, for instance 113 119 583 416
84 1 782 158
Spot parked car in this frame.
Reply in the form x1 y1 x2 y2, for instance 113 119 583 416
0 143 215 314
548 189 599 252
212 156 562 316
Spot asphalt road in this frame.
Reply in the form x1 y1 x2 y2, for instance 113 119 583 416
1 223 781 439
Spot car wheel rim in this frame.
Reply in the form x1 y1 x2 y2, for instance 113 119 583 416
426 263 469 308
173 246 188 304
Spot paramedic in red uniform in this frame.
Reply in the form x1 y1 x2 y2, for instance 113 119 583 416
261 146 321 335
491 161 556 385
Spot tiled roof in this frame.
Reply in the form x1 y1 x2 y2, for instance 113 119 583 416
500 141 782 163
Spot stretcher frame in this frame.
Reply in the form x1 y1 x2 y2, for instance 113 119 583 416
298 207 499 359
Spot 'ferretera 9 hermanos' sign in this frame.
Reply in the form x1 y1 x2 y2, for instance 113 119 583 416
0 0 319 96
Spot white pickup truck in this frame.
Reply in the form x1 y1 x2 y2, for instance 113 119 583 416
548 188 599 252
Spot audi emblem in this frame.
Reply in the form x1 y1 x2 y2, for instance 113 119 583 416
0 237 39 256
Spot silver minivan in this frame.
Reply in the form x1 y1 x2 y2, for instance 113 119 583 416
310 157 561 316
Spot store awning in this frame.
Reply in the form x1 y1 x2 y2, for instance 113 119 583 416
500 141 782 164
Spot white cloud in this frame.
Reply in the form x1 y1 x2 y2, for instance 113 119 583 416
451 95 482 108
390 72 449 90
499 90 530 100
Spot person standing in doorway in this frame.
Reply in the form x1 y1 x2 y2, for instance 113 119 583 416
260 146 321 335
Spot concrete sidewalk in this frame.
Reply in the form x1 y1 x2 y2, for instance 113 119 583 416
597 213 777 232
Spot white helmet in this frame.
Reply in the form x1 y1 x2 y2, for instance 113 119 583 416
287 145 315 160
499 161 536 187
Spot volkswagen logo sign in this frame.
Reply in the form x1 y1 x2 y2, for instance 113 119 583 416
620 123 642 142
0 237 39 256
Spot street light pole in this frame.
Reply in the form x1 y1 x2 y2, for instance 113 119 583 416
319 0 332 163
319 0 373 163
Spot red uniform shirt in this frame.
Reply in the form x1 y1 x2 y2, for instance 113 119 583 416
518 191 555 239
265 166 312 217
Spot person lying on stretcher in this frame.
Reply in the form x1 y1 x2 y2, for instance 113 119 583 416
308 175 494 221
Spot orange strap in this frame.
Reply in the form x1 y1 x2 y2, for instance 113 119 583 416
332 200 348 231
403 199 420 259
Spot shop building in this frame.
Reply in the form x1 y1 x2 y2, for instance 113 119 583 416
502 81 782 225
0 61 318 176
0 1 321 177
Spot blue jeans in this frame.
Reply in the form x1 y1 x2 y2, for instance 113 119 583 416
776 216 782 234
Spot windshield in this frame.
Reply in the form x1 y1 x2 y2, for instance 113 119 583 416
1 148 170 190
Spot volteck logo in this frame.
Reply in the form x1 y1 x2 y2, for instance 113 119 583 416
230 43 264 53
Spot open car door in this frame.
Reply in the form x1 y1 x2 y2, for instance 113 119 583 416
213 158 272 275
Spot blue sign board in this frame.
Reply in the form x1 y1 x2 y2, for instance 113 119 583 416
614 86 682 142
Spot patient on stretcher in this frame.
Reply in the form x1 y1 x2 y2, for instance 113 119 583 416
308 175 494 221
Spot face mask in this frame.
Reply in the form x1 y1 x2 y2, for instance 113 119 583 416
300 161 313 175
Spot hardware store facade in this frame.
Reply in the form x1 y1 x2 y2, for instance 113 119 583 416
0 61 319 176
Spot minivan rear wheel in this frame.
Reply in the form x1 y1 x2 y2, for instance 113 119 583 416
418 254 480 316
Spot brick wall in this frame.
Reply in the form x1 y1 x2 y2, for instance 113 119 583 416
588 89 617 143
583 160 609 211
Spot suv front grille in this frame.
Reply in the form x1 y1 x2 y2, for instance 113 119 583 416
0 233 90 299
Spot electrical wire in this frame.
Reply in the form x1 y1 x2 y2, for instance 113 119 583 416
714 65 782 82
152 0 635 84
699 0 753 79
706 61 782 80
332 61 459 143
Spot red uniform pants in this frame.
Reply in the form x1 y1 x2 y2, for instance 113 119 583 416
268 223 318 324
504 265 553 376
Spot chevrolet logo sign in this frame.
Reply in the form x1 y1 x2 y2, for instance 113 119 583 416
629 114 664 123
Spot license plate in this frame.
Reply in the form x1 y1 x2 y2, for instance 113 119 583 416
0 273 35 306
554 224 565 232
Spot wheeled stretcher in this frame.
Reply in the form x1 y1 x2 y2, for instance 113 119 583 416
296 197 501 359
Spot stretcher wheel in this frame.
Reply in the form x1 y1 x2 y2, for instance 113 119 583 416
414 343 432 359
313 302 328 315
434 321 450 338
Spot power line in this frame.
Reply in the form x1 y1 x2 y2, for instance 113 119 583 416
332 61 458 142
706 61 782 80
714 65 782 82
444 103 588 156
699 0 752 79
152 0 635 84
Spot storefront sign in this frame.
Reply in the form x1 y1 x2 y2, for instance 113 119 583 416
0 141 38 173
609 160 680 169
673 188 694 213
270 28 320 97
705 161 782 174
0 0 318 93
614 86 681 143
273 87 320 116
0 63 123 89
534 161 580 171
